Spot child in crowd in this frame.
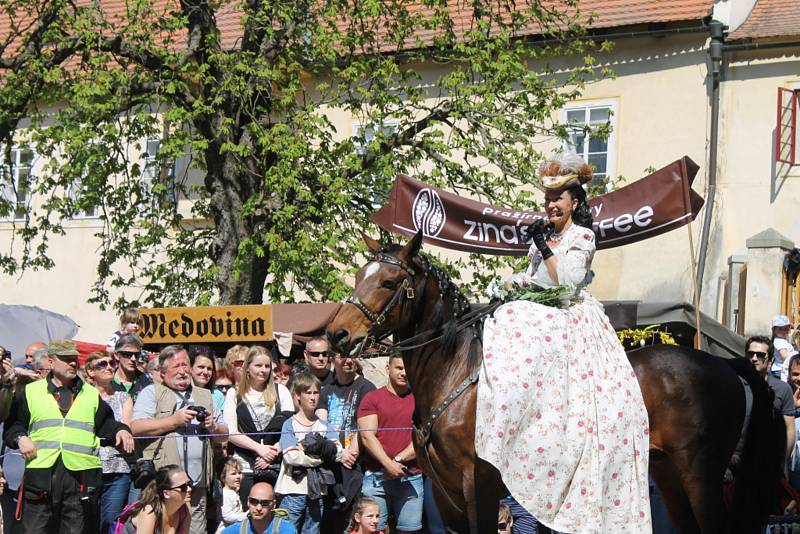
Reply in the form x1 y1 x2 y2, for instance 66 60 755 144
347 497 383 534
216 458 247 534
106 308 143 351
275 372 342 534
498 503 514 534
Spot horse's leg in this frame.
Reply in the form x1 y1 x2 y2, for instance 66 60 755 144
473 459 504 534
462 465 480 534
650 451 701 534
671 448 729 534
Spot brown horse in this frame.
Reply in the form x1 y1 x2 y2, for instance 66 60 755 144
327 232 785 534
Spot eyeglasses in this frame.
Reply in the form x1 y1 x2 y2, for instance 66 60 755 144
232 360 245 368
497 523 508 531
248 497 275 508
116 351 141 359
747 350 768 360
92 360 118 370
169 481 193 493
216 384 233 394
306 351 329 358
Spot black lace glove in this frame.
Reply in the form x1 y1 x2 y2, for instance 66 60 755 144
525 220 553 260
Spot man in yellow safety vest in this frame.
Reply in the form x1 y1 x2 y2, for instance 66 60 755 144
3 339 134 534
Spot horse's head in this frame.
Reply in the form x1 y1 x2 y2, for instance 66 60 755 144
327 231 425 356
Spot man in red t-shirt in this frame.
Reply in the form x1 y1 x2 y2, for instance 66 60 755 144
357 354 423 533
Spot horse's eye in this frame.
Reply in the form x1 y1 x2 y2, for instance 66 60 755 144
382 280 397 290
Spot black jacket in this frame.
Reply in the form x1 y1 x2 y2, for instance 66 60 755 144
3 374 130 494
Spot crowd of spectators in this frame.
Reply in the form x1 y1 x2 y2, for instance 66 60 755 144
0 307 454 534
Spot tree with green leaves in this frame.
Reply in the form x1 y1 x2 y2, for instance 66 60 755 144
0 0 607 309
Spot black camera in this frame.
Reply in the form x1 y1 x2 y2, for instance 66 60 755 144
130 458 157 489
192 406 207 423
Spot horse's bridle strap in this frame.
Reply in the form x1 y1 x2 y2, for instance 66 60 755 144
346 253 418 334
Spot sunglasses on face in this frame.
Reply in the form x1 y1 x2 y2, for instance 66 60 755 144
306 350 329 358
216 384 233 394
232 360 245 368
116 351 141 359
747 350 768 360
248 497 275 508
92 360 118 370
169 481 193 493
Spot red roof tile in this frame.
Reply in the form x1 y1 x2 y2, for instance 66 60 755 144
729 0 800 41
0 0 713 58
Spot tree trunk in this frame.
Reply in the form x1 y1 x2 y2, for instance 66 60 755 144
206 146 269 305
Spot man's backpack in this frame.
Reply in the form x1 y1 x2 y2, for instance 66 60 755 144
238 508 291 534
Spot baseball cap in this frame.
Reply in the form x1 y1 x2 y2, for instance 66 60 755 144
772 315 792 328
47 339 80 357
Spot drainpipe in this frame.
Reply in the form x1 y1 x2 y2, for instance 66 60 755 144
696 20 726 296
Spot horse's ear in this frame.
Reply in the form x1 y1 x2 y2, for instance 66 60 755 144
362 233 381 252
399 230 424 260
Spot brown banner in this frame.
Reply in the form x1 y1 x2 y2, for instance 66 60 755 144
372 156 704 254
139 305 273 343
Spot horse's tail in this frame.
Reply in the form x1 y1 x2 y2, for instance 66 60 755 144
727 357 785 533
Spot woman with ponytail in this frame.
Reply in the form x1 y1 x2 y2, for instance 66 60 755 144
476 152 651 533
115 465 191 534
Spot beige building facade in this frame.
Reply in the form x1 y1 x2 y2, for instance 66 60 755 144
1 0 799 342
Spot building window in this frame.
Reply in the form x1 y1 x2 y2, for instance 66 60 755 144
561 101 617 191
1 147 35 220
352 121 399 208
140 137 176 208
67 177 98 219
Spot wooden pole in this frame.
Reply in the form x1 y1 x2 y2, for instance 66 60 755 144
688 222 702 350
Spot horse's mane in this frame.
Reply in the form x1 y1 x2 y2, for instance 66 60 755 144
378 244 475 365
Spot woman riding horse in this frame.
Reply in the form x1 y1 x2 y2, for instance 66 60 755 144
476 153 651 533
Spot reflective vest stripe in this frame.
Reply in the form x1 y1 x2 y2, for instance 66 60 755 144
31 440 97 456
30 419 95 434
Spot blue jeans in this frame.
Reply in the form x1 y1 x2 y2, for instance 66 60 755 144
361 471 423 532
279 494 323 534
99 473 131 534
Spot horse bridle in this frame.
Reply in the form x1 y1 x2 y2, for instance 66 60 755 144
345 252 420 354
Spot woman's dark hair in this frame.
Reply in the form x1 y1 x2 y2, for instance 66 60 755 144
128 465 183 528
566 185 593 229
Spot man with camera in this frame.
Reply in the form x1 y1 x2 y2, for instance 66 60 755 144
132 344 228 534
3 339 134 534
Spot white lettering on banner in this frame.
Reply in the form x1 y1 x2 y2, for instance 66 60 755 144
463 220 531 244
464 220 479 241
591 204 603 218
594 206 655 238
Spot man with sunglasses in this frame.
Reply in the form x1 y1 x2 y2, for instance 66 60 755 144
298 337 335 387
3 339 134 534
748 334 796 473
220 482 295 534
112 334 146 394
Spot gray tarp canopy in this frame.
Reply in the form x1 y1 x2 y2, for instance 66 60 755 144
0 304 79 365
273 300 745 360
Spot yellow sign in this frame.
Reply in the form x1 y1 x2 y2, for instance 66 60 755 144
139 305 273 343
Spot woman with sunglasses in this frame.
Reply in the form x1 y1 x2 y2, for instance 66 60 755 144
118 464 191 534
225 345 249 385
223 345 295 505
86 350 135 534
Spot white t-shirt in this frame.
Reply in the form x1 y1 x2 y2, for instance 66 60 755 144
776 338 799 380
222 385 294 472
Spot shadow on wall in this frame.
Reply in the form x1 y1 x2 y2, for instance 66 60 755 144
771 125 796 203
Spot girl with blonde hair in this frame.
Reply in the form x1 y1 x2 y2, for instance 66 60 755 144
223 345 294 504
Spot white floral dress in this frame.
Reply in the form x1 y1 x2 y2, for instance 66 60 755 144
476 223 651 534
